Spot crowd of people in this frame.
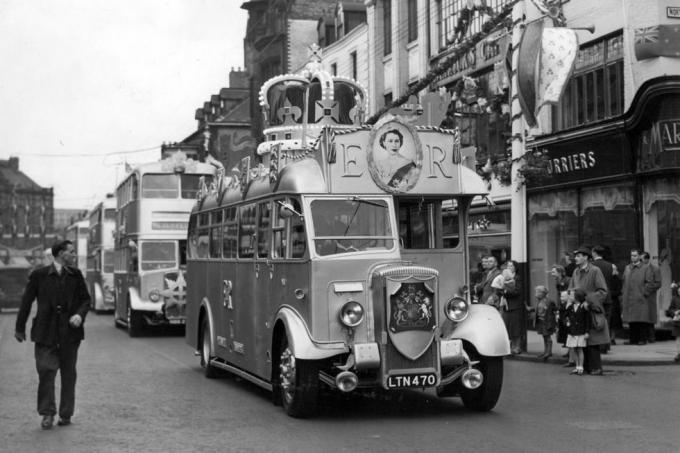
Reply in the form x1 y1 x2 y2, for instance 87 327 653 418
472 245 680 373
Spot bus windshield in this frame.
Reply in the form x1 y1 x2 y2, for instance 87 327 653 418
311 198 394 256
142 174 213 199
140 241 176 271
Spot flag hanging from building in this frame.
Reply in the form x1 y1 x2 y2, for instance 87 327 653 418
635 24 680 60
516 21 578 128
536 27 578 108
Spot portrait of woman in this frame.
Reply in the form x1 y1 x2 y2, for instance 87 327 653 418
368 117 422 193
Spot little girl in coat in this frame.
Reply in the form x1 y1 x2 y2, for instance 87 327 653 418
565 288 589 375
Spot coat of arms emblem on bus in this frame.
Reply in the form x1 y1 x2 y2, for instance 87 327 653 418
367 116 423 194
387 279 436 360
159 271 187 318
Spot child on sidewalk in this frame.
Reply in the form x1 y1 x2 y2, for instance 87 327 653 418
665 283 680 363
565 289 589 375
529 285 557 361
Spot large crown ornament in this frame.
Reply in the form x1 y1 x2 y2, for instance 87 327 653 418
257 44 367 152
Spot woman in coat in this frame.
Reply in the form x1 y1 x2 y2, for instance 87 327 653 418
499 260 525 355
584 292 610 375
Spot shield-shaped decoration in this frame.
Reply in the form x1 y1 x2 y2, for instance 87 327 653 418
386 278 436 360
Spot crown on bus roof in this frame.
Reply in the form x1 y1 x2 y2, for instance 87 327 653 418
258 44 367 146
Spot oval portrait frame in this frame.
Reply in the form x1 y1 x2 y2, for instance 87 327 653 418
367 115 423 193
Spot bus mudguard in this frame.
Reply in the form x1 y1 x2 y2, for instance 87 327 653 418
128 287 162 312
198 297 216 354
276 306 349 360
443 304 511 357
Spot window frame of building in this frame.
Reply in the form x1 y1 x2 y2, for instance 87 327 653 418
383 0 392 56
350 51 357 81
552 32 624 132
407 0 418 43
436 0 510 53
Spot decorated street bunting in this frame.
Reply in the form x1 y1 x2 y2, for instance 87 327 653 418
516 20 544 128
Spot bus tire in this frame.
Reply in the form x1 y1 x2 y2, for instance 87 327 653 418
127 302 143 338
460 354 503 412
277 334 319 418
200 317 219 379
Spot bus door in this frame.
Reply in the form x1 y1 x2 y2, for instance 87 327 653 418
215 207 238 362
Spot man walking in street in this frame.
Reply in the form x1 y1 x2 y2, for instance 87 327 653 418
14 240 91 429
568 247 609 375
623 250 660 345
591 245 615 352
642 251 661 343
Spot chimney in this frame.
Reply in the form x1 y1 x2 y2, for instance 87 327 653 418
8 157 19 171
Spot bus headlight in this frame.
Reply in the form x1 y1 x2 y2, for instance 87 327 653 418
445 297 469 322
148 289 161 303
339 300 364 327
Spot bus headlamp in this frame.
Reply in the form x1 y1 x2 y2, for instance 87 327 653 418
340 300 364 327
445 296 469 322
149 289 161 302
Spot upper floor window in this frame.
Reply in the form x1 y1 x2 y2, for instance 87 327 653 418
437 0 510 52
408 0 418 43
350 52 357 80
383 0 392 56
552 32 624 132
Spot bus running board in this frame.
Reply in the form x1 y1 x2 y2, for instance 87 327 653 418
209 358 273 392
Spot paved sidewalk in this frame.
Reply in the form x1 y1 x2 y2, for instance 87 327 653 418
509 330 680 366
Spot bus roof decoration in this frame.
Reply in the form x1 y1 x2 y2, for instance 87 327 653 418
160 151 198 174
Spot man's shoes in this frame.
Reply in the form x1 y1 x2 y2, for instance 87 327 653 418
674 354 680 363
589 369 604 376
624 341 635 345
41 415 54 430
57 417 71 426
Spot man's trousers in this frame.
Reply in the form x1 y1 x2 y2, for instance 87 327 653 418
34 342 80 418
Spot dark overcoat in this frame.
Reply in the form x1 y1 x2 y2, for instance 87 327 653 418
622 262 660 324
15 264 91 346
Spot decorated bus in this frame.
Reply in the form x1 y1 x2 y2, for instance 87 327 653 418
185 57 510 417
86 195 116 312
113 152 216 336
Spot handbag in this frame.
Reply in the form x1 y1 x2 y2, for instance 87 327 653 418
590 310 606 332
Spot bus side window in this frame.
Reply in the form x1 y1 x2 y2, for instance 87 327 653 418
222 207 238 259
257 202 271 259
290 198 306 259
187 214 198 259
271 198 286 259
239 204 256 258
209 209 222 259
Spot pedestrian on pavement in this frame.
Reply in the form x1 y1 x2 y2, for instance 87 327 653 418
591 245 615 353
621 248 660 346
565 289 589 375
608 262 623 345
14 240 91 430
664 283 680 363
558 290 575 366
568 246 609 374
642 251 661 343
528 285 557 361
550 265 570 354
497 260 525 355
583 291 609 376
474 254 502 308
562 251 576 278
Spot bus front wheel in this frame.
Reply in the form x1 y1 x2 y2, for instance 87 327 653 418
460 354 503 412
200 318 219 378
127 302 143 337
277 334 319 418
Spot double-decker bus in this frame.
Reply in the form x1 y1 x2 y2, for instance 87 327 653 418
86 195 116 312
185 59 510 417
65 219 89 270
113 151 216 336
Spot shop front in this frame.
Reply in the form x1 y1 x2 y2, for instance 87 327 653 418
526 128 635 303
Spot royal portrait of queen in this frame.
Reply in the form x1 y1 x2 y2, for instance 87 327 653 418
367 116 423 193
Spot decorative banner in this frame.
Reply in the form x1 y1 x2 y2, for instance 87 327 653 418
269 144 280 185
239 156 251 196
635 24 680 60
516 20 544 128
537 27 578 108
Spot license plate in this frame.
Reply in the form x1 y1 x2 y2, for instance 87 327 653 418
387 373 437 388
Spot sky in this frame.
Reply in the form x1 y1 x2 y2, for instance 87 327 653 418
0 0 248 209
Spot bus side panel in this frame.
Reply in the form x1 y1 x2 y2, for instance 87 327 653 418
254 260 311 381
185 259 208 349
226 261 256 370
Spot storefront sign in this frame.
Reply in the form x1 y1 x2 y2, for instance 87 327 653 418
527 133 632 188
667 6 680 18
431 33 509 87
637 117 680 170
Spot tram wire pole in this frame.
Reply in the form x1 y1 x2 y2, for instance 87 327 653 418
365 0 522 126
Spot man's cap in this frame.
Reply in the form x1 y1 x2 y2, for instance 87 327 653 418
573 246 591 257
